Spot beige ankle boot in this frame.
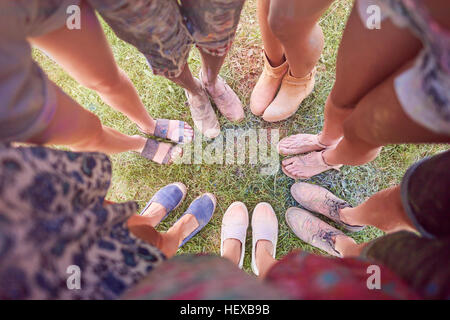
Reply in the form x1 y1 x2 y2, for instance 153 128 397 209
250 51 288 116
262 67 316 122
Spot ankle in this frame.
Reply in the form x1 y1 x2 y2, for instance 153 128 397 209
166 222 185 246
142 207 166 226
288 66 314 79
223 239 241 265
200 69 217 87
188 82 205 97
169 214 198 246
159 232 179 258
255 241 276 278
255 240 273 262
318 132 341 147
266 54 285 68
137 118 157 134
339 207 358 226
133 135 148 153
322 149 341 166
334 235 358 257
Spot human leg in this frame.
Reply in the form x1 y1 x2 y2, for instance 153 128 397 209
30 0 193 142
29 83 181 163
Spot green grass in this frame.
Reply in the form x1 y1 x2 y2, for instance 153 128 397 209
33 0 447 272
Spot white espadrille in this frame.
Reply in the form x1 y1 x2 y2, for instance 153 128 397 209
220 202 249 269
251 202 278 276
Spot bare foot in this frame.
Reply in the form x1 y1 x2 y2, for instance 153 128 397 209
282 151 342 179
277 133 329 156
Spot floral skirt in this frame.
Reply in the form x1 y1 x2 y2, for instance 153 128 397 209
0 143 165 299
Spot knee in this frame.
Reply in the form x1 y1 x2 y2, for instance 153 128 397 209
329 91 357 110
268 13 302 41
268 8 317 41
71 113 104 150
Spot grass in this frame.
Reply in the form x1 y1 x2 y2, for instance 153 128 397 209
33 0 447 272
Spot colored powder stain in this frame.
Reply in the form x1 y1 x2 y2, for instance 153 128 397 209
383 282 395 294
425 282 438 297
318 271 340 288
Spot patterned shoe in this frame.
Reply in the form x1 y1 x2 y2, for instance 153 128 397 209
291 182 365 232
285 207 344 257
282 150 342 179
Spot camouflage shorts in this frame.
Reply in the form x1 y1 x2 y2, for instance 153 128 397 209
90 0 245 78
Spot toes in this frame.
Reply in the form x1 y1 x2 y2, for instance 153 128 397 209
278 140 290 150
287 139 301 148
282 157 297 166
285 163 300 175
291 170 304 177
278 135 303 154
282 158 307 179
279 143 296 154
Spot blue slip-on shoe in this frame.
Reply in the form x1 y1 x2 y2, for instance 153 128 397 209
177 193 217 248
140 182 187 226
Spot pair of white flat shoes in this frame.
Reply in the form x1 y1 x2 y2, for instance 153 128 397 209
220 202 278 276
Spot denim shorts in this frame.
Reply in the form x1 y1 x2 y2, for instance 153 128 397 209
90 0 246 78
